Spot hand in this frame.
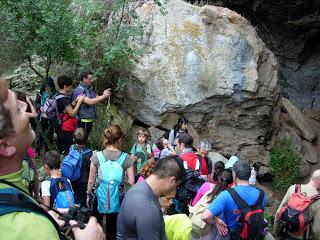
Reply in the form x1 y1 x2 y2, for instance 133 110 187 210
103 88 111 98
72 217 106 240
215 218 228 236
76 94 86 103
48 210 66 228
131 154 138 163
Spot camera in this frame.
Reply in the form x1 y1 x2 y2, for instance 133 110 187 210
64 204 91 229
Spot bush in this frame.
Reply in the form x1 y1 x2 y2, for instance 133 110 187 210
270 138 300 194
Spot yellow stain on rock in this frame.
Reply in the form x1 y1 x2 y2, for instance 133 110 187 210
168 22 205 71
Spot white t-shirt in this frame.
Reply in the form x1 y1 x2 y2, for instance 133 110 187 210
41 178 73 197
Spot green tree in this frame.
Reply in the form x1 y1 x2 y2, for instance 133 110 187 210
0 0 80 80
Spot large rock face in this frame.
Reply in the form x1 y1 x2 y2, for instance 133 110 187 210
129 0 279 162
200 0 320 111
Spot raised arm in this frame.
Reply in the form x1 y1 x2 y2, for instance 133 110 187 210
83 89 111 105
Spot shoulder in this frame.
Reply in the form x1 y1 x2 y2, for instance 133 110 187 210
0 212 59 239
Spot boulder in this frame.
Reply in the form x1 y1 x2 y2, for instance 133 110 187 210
301 140 318 164
130 0 279 164
281 97 316 142
208 152 228 165
203 0 320 111
298 162 311 179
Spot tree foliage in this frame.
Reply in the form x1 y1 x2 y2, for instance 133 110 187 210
270 138 300 194
0 0 146 96
0 0 80 80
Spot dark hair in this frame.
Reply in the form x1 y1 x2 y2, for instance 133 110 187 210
213 161 225 182
173 116 188 135
177 133 193 148
15 91 32 113
156 137 165 150
80 71 93 82
103 125 124 147
73 128 88 145
207 169 233 203
43 150 61 170
233 160 251 180
152 156 186 182
57 76 73 89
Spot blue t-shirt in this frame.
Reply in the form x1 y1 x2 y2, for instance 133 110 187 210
207 185 266 230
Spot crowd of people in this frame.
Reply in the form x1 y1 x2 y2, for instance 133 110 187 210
1 75 320 240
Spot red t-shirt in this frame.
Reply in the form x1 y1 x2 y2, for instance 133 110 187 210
179 152 208 175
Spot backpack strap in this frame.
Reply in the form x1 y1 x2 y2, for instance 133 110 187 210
196 154 203 173
0 179 63 239
227 188 248 210
117 152 127 166
97 151 106 167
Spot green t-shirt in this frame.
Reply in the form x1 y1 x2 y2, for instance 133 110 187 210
130 143 156 171
0 169 59 240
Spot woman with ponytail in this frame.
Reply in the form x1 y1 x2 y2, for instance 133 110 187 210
86 125 135 240
189 169 233 240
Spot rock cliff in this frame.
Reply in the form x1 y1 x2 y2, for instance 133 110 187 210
129 0 279 163
197 0 320 110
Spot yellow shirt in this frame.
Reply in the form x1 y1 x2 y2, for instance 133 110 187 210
0 169 59 240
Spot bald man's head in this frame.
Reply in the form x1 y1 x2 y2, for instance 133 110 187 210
311 169 320 182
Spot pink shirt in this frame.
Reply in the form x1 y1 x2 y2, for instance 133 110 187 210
137 176 145 183
192 182 214 206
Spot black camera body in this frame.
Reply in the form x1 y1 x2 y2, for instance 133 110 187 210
64 204 91 229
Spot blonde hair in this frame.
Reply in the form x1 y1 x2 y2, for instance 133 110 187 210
139 157 155 178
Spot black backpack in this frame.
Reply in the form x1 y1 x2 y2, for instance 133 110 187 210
227 188 267 240
175 169 206 202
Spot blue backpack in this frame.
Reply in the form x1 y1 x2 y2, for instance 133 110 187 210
49 177 75 208
61 145 92 182
96 151 127 214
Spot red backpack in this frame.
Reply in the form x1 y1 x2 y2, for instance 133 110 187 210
227 188 267 240
278 184 320 234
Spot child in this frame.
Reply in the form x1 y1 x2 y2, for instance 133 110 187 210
168 116 188 149
41 150 74 210
62 128 93 206
154 137 176 160
130 129 155 172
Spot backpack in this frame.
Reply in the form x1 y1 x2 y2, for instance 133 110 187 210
43 93 65 127
96 151 127 214
189 193 213 237
61 145 92 182
278 184 320 234
49 177 75 208
175 170 206 203
0 179 63 239
227 188 267 240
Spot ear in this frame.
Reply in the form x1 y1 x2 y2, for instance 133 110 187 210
0 140 17 157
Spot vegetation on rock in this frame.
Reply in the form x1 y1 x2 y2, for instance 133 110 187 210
270 138 300 194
